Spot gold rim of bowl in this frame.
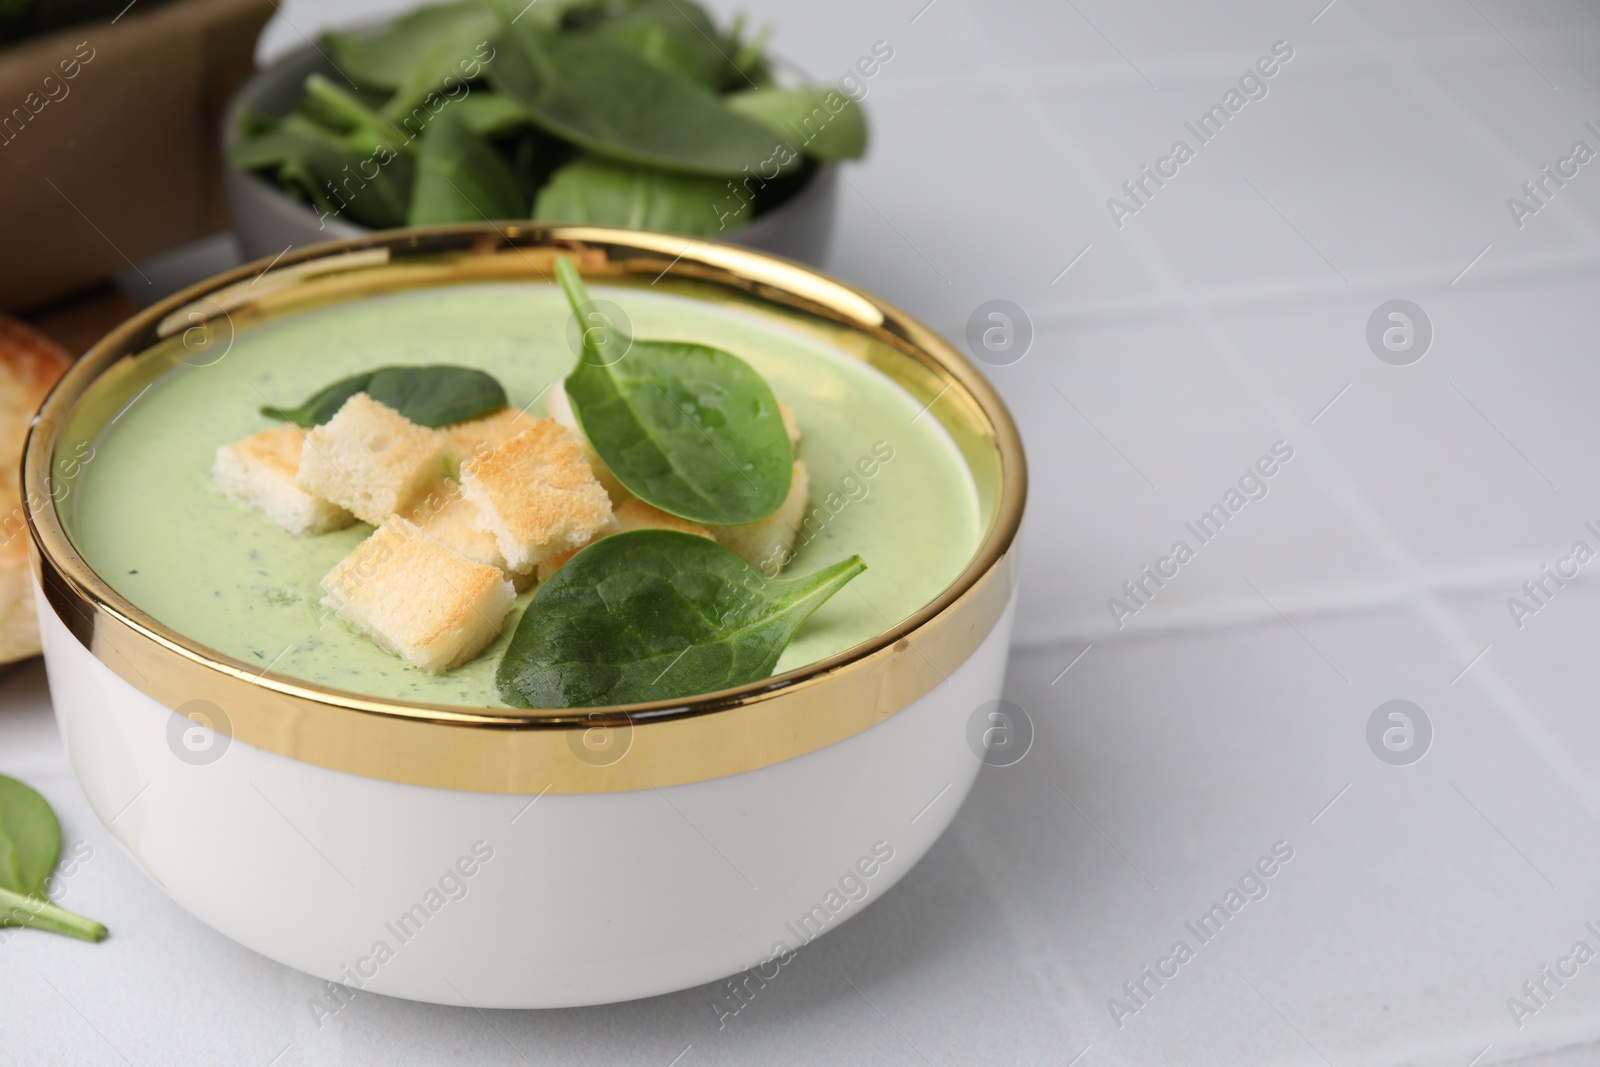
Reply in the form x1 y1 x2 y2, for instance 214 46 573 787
24 225 1028 794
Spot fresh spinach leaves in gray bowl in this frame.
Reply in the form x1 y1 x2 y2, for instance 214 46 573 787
224 0 866 265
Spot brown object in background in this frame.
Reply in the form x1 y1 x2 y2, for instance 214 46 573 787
0 315 72 664
23 282 138 356
0 0 273 312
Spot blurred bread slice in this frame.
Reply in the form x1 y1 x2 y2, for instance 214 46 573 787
296 393 445 525
320 516 515 672
213 425 355 536
535 498 713 582
0 317 71 665
458 419 614 574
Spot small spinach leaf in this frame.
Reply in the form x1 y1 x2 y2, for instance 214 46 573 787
323 2 499 91
449 92 533 137
496 530 865 707
588 0 725 89
229 112 415 229
409 109 528 224
725 87 868 162
534 156 749 235
261 365 508 428
0 775 107 942
487 21 786 176
556 258 792 524
380 27 499 124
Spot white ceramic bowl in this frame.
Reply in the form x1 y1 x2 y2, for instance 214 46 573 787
25 226 1026 1009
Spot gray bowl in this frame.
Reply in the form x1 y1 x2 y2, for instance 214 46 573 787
223 43 839 265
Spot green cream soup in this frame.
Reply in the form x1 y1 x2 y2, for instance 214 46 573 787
70 282 981 707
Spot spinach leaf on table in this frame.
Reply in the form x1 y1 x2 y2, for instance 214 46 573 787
496 530 865 707
487 21 786 177
261 365 508 428
0 775 106 942
556 258 793 525
409 110 528 224
534 156 748 236
725 87 868 162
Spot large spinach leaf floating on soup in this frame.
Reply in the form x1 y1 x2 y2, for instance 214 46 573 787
554 257 793 526
496 530 864 708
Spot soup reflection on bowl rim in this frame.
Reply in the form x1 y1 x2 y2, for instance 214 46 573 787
22 225 1026 1009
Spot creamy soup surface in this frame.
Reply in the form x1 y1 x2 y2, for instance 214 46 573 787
70 282 983 707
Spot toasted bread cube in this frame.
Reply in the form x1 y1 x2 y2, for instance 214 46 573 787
213 425 355 536
320 517 515 671
409 480 505 568
713 461 809 573
535 498 713 582
296 394 445 526
458 420 615 573
542 385 632 506
442 406 537 471
410 480 537 592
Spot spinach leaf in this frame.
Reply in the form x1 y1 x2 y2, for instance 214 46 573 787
487 20 786 177
230 113 415 230
496 530 865 707
300 75 396 137
588 0 726 89
449 92 533 137
380 24 499 124
0 775 106 942
261 365 508 428
556 258 792 524
323 1 499 91
725 87 868 162
719 13 773 90
409 109 528 224
481 0 599 31
534 156 748 235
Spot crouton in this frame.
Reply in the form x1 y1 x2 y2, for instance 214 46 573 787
409 479 537 592
442 406 537 471
296 394 445 526
213 424 355 537
712 460 810 573
409 479 505 568
534 498 713 582
542 384 632 506
320 517 515 671
458 419 615 574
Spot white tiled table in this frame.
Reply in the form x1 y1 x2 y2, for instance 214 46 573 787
10 0 1600 1063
